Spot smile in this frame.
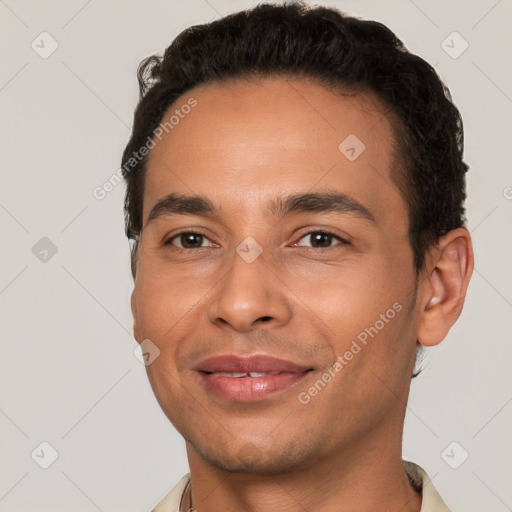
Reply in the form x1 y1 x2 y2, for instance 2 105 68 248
193 353 314 402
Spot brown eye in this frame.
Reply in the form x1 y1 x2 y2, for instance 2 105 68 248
166 232 211 249
294 231 348 249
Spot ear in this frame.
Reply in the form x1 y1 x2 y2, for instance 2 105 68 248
417 228 474 347
130 289 142 344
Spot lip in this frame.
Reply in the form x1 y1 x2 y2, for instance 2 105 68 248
194 354 313 402
194 354 312 373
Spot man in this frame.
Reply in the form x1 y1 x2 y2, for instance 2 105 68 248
122 2 473 511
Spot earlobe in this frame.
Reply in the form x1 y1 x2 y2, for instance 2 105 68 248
417 228 474 347
130 290 142 344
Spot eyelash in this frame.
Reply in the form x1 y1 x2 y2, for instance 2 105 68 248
164 230 350 251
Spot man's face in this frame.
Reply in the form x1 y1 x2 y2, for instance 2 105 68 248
131 77 421 473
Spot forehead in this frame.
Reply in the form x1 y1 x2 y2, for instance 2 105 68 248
143 77 408 231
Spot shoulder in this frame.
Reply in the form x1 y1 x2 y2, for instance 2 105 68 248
403 460 452 512
151 473 190 512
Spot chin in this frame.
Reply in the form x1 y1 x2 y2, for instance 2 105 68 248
191 437 317 476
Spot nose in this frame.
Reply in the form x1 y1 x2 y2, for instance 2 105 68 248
207 247 292 332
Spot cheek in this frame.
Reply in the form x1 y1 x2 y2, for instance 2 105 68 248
302 252 414 385
134 262 209 336
302 260 407 337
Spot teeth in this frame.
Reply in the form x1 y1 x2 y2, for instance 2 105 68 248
213 371 282 378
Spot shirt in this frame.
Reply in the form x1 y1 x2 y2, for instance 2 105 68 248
151 459 451 512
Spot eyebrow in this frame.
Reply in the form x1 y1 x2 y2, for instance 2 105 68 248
146 191 376 226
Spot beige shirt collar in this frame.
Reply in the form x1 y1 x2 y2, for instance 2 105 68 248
151 460 451 512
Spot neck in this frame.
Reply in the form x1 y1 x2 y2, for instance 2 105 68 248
183 420 422 512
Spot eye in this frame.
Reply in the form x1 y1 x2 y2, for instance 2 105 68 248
165 231 215 250
164 230 349 251
293 230 349 249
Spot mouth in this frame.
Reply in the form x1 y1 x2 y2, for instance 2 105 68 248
194 354 314 402
206 371 286 378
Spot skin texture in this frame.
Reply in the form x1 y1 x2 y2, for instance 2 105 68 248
130 77 474 511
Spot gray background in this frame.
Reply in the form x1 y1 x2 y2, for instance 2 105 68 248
1 0 511 510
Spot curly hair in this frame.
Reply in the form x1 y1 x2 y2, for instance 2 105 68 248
121 1 468 281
